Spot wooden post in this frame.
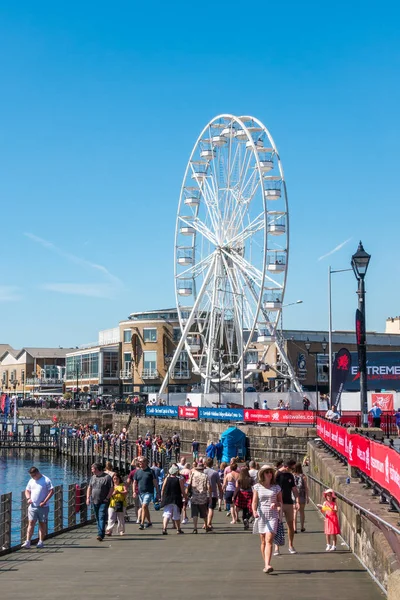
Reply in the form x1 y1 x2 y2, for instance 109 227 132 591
54 485 63 532
79 484 88 523
68 484 76 528
20 491 28 545
0 493 12 550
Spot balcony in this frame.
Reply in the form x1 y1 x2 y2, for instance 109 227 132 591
172 370 190 379
142 368 159 379
120 369 132 380
25 378 65 386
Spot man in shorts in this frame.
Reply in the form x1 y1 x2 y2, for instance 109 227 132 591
134 456 159 530
275 459 299 555
190 463 211 533
22 466 54 549
204 458 223 530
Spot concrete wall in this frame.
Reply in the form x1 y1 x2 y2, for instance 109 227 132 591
308 440 400 598
18 407 315 464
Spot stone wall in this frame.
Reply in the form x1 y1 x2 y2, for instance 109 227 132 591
308 439 400 598
19 408 314 464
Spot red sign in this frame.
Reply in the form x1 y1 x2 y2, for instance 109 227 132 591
244 409 316 424
348 433 371 475
317 417 400 504
371 393 394 412
178 406 199 419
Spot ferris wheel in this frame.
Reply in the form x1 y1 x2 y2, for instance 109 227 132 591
160 113 299 395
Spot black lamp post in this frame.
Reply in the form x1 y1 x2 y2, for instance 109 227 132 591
351 241 371 427
305 337 327 413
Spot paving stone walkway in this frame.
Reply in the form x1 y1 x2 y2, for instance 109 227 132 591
0 505 384 600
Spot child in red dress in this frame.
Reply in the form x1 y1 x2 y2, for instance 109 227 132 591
317 489 340 552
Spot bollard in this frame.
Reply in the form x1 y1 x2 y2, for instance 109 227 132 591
20 492 28 545
67 484 76 528
79 484 88 523
54 485 63 532
0 493 12 550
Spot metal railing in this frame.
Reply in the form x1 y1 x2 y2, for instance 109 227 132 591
119 369 132 379
142 369 159 379
25 378 65 385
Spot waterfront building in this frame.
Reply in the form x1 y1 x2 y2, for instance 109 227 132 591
64 328 120 398
119 308 200 397
0 347 72 397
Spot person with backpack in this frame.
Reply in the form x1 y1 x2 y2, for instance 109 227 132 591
293 462 309 533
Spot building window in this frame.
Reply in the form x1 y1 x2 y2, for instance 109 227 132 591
123 329 132 343
173 327 181 342
143 351 157 376
142 385 160 393
103 351 119 378
66 356 82 379
317 353 329 384
66 354 98 379
173 351 189 379
123 352 132 365
143 328 157 342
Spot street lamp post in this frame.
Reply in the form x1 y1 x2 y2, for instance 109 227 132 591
305 338 327 412
351 241 371 427
280 300 303 335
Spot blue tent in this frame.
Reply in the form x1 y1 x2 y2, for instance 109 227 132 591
220 426 247 464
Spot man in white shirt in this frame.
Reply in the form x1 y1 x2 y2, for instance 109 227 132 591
22 466 54 549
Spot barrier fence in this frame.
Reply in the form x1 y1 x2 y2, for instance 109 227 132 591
316 417 400 507
146 405 318 424
146 406 399 433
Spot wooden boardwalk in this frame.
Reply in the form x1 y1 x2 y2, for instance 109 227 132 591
0 505 383 600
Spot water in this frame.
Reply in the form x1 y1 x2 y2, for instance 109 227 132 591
0 450 89 547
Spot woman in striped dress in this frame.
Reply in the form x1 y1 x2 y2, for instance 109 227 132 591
252 465 282 574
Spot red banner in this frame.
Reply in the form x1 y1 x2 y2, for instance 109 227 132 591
371 393 394 412
317 417 400 503
178 406 199 419
348 433 371 476
244 409 316 424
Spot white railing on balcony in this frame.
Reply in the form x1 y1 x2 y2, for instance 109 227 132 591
25 378 65 385
172 370 190 379
120 369 132 380
142 369 159 379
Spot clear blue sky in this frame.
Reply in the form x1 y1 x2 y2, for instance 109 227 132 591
1 1 399 348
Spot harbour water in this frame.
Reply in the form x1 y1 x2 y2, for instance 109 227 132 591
0 450 89 546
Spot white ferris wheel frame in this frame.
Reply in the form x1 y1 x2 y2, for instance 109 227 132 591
159 114 301 395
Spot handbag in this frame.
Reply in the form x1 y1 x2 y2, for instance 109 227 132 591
273 520 285 546
115 501 124 513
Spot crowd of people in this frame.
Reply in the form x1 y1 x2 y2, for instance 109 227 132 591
20 448 341 576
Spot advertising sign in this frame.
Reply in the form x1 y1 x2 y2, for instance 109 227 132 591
198 407 244 421
371 393 394 412
331 348 351 408
178 406 199 419
346 351 400 391
145 406 179 418
244 409 316 424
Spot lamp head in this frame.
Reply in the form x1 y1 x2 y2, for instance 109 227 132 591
351 241 371 280
305 338 311 352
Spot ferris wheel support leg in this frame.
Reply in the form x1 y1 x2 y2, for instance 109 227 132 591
159 256 216 395
203 254 221 394
274 336 303 394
